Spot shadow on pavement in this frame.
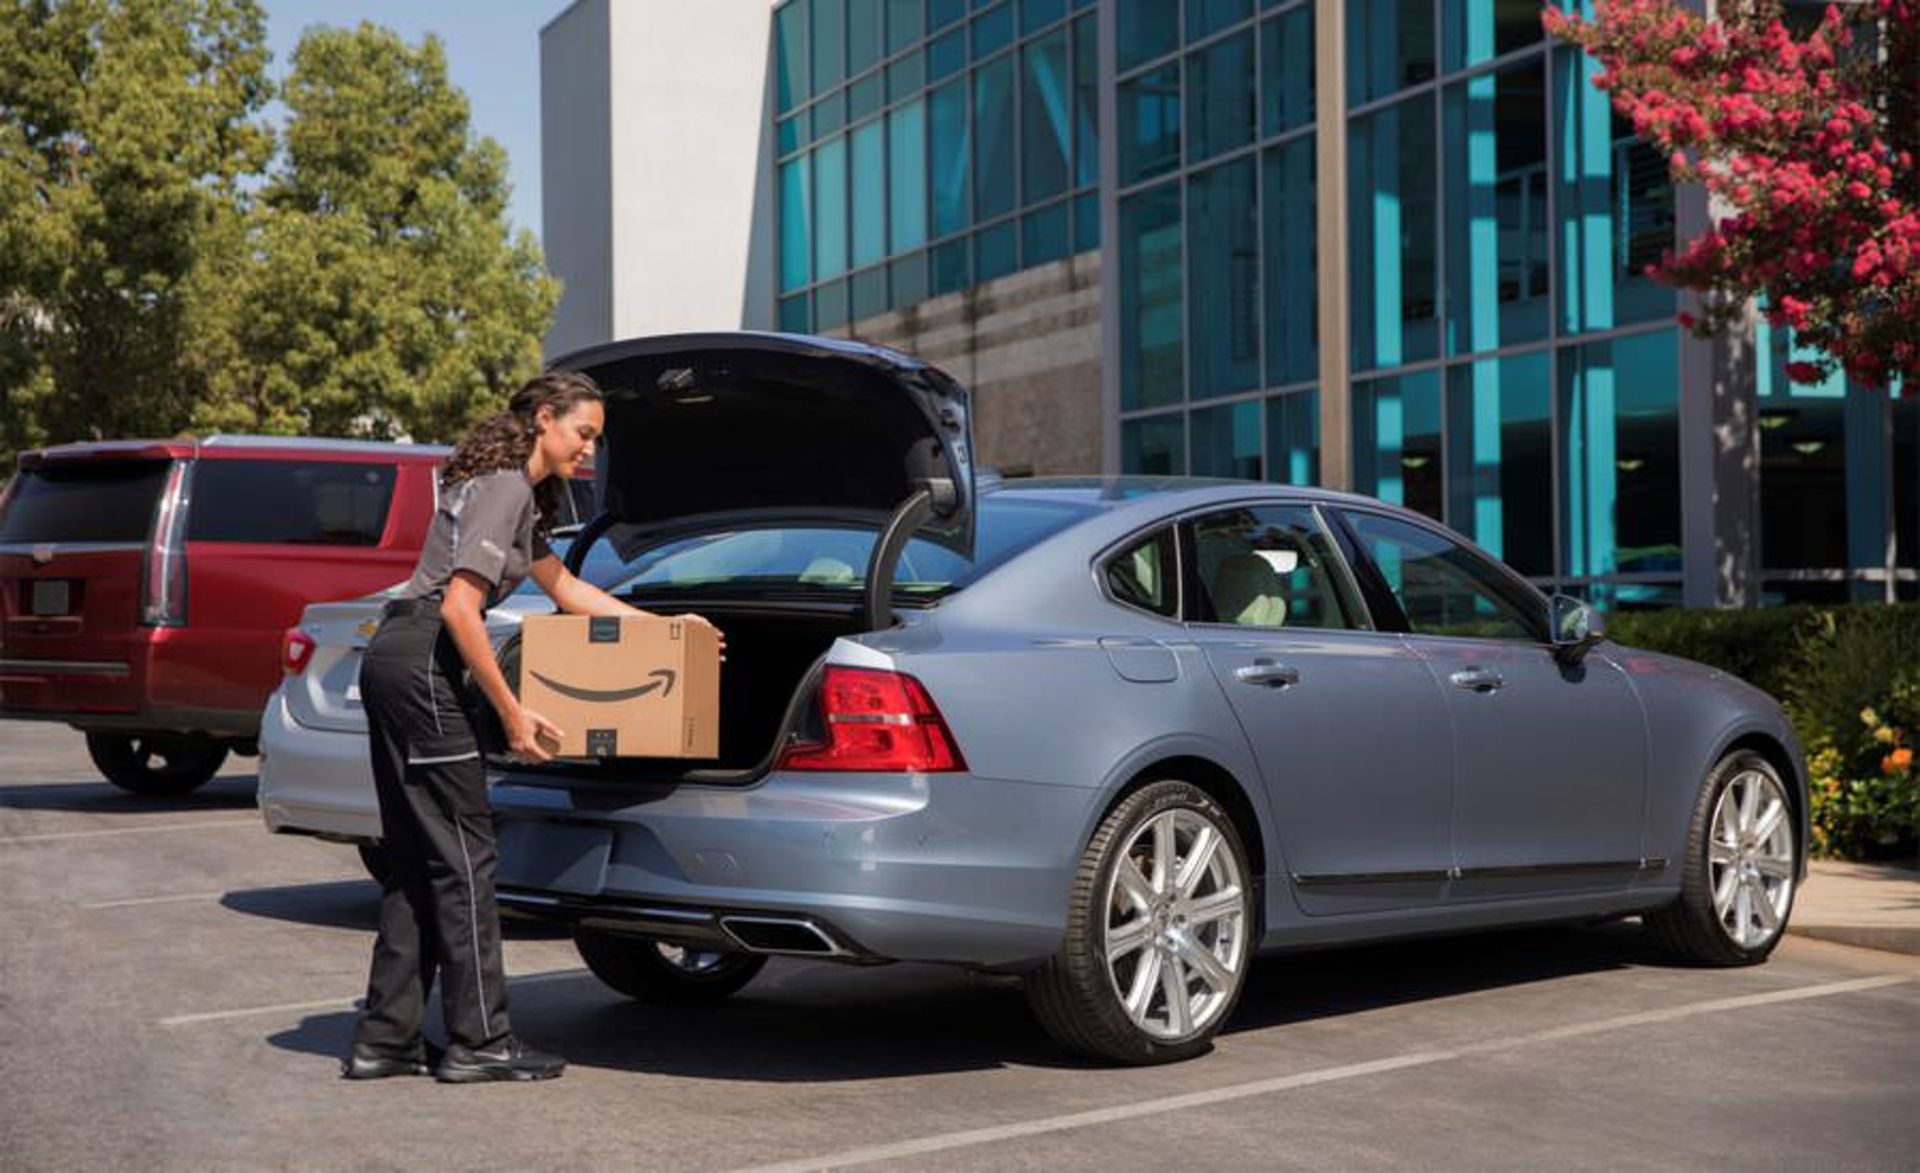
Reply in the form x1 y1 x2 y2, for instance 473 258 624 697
220 878 571 939
0 774 259 814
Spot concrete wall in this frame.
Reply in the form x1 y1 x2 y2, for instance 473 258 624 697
830 253 1104 477
542 0 777 359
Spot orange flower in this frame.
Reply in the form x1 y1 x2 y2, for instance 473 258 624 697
1882 746 1913 775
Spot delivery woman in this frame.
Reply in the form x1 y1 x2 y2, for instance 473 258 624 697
342 369 720 1083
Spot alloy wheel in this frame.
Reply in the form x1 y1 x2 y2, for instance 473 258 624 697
1707 767 1796 949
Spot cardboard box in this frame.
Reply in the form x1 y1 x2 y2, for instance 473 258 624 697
517 614 720 759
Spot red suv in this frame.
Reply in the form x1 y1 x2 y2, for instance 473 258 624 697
0 436 451 794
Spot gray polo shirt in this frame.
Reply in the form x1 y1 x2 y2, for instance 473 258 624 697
396 470 554 609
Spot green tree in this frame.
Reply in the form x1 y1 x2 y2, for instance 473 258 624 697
195 23 556 442
0 0 273 453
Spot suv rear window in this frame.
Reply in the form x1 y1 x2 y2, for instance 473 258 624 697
189 461 397 545
0 461 171 543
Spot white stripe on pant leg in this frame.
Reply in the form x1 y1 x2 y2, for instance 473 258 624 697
425 637 443 737
406 751 480 766
455 820 490 1038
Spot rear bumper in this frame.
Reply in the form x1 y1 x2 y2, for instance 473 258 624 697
487 769 1093 969
0 646 260 738
257 690 380 842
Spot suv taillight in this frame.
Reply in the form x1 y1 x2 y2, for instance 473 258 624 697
777 666 966 773
281 627 317 675
140 460 191 627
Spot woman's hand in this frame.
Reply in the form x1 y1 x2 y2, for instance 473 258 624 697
504 704 564 763
677 613 726 659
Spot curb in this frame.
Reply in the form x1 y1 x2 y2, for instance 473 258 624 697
1787 924 1920 957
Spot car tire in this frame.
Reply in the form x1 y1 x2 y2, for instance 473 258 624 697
85 732 228 796
356 843 392 886
574 930 768 1003
1025 779 1254 1065
1645 749 1799 966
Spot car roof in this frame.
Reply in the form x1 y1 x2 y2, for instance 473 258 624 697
19 435 452 465
982 475 1390 518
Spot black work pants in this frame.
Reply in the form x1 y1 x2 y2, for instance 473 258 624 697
351 604 512 1055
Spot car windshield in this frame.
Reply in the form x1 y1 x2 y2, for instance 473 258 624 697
509 531 630 596
597 496 1095 599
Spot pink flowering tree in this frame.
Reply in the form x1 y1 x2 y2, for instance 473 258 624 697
1546 0 1920 388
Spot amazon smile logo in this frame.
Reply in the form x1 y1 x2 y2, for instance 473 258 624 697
529 669 677 703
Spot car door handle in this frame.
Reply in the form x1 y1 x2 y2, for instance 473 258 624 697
1449 667 1504 692
1235 660 1300 688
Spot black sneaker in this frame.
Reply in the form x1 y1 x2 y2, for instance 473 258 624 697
433 1038 566 1083
341 1042 434 1080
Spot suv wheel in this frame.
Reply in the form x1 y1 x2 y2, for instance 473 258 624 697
574 930 768 1002
1025 780 1254 1064
1645 750 1799 965
85 732 228 795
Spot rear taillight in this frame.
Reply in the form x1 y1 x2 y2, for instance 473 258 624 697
140 460 191 627
778 666 966 773
280 627 317 675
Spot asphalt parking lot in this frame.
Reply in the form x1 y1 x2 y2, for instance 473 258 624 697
3 719 1917 1173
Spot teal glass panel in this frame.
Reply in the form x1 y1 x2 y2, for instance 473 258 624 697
1262 136 1317 386
1021 30 1071 202
1191 400 1263 480
1022 0 1066 33
1267 390 1320 485
931 0 967 29
1554 48 1674 333
813 0 846 95
973 3 1014 57
1120 182 1184 410
887 50 926 100
1073 189 1100 249
851 119 886 268
778 111 806 157
779 292 811 333
1189 0 1252 40
930 78 971 235
849 73 885 121
888 99 928 251
976 219 1017 280
974 54 1016 220
849 0 884 75
1188 158 1260 399
1022 200 1070 266
776 2 810 113
1443 0 1544 71
930 26 967 80
1118 0 1180 71
852 266 888 320
1119 65 1181 185
931 235 972 293
1348 0 1436 106
1444 352 1552 575
1559 329 1681 577
1443 60 1548 356
889 0 925 51
817 277 850 329
1259 7 1314 136
1123 416 1187 474
1755 319 1851 573
814 89 847 137
779 156 812 292
890 250 929 306
1897 400 1918 579
1187 31 1254 163
1073 14 1099 185
1350 94 1439 371
1353 368 1443 520
815 136 849 280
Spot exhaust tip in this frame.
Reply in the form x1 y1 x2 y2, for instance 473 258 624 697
720 915 843 956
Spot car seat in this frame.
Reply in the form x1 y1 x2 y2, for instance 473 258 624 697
1212 552 1288 627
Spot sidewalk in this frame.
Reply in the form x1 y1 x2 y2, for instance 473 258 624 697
1788 859 1920 955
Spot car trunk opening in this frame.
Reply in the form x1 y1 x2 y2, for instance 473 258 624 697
492 601 867 783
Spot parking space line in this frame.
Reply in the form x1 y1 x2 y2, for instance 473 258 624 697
0 818 257 845
157 968 588 1028
83 891 224 909
727 975 1914 1173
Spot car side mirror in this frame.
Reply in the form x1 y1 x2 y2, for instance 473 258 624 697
1550 595 1606 664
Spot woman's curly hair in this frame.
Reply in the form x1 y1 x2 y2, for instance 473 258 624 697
441 369 603 536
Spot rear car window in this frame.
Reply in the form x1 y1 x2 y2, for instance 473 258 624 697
603 496 1095 597
0 461 171 543
188 461 397 545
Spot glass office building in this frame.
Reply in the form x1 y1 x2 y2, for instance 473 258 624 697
769 0 1920 607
